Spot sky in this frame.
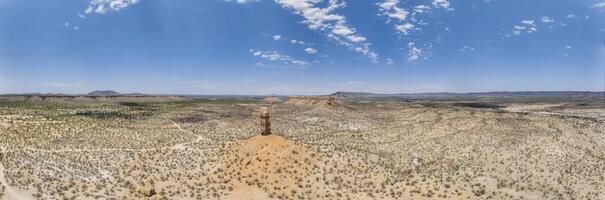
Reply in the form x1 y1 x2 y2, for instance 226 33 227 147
0 0 604 95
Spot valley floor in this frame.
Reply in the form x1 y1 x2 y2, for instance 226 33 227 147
0 98 603 199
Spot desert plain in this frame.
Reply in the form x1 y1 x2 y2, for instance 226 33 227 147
0 93 604 199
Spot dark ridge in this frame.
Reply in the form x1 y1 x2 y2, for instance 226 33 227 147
87 90 120 96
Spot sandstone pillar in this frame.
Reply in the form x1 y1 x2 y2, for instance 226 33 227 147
260 107 271 135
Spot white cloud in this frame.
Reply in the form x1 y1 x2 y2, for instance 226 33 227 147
225 0 258 4
394 23 415 35
378 0 418 37
407 42 422 61
290 39 306 45
73 26 80 30
378 0 409 21
591 2 605 8
273 35 282 40
458 46 475 52
304 47 318 54
64 22 70 26
414 5 430 14
352 46 379 62
250 49 310 66
377 0 451 63
521 20 535 25
332 24 356 37
541 16 554 23
506 19 537 37
85 0 140 14
291 60 309 66
386 58 394 65
275 0 378 62
432 0 453 11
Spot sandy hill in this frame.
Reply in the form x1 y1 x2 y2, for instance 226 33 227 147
263 96 282 103
222 135 320 199
284 96 339 107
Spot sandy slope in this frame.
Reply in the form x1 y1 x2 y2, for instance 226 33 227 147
0 163 34 200
223 134 319 199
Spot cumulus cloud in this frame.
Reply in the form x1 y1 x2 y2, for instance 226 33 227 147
541 16 554 23
407 42 422 61
273 35 282 40
458 46 475 52
591 2 605 8
304 48 318 54
414 5 430 14
385 58 394 65
290 39 306 45
377 0 453 62
394 23 415 35
275 0 378 62
505 19 537 37
378 0 423 38
378 0 409 22
432 0 453 11
521 20 537 29
250 49 310 66
378 0 426 36
225 0 258 4
85 0 140 14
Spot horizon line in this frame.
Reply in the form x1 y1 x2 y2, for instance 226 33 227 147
2 90 604 97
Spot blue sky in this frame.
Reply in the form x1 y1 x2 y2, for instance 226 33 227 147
0 0 603 95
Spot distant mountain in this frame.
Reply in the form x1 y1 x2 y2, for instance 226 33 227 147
330 92 382 99
87 90 120 96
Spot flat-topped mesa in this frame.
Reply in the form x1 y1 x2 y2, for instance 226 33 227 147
260 107 271 136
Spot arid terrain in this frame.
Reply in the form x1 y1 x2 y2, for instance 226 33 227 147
0 94 604 199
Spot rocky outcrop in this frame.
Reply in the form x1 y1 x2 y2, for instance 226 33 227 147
263 96 282 103
260 107 271 136
137 186 156 197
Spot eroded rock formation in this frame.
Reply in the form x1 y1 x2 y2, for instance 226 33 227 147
260 107 271 136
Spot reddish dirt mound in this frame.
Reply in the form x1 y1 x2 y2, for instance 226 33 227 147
222 135 320 199
283 96 339 107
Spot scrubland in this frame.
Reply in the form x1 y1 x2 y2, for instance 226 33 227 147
0 97 603 199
